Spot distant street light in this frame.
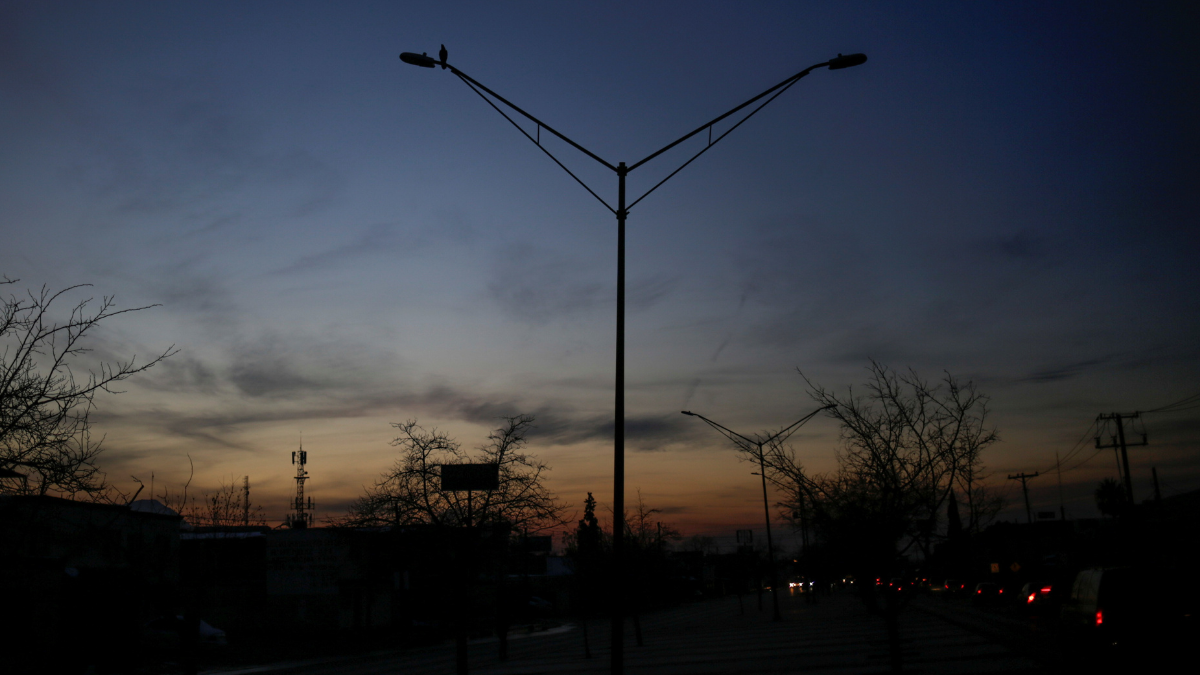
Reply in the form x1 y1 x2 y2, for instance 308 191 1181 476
400 46 865 673
682 407 828 621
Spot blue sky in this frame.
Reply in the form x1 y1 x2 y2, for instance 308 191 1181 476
2 1 1197 537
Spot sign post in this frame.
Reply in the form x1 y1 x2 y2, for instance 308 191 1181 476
439 463 500 675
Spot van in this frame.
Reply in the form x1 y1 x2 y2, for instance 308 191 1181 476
1060 566 1197 664
1060 567 1132 643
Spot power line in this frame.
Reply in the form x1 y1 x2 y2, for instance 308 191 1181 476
1038 391 1200 482
1065 446 1107 473
1146 403 1200 414
993 393 1193 518
1036 419 1098 476
1141 391 1200 414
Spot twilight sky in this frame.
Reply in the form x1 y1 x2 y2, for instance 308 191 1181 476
3 1 1198 542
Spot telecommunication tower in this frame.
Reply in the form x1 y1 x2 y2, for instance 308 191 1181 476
287 441 314 529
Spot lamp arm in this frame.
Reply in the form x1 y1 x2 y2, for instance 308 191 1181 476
449 64 617 172
625 74 806 212
627 63 821 173
762 405 831 446
683 411 757 448
453 72 616 214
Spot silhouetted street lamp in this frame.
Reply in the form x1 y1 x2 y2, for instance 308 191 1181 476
399 46 865 673
681 407 828 621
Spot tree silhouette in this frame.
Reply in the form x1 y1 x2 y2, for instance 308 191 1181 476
1 278 173 498
567 493 605 657
342 415 567 532
769 362 1000 674
1094 477 1127 518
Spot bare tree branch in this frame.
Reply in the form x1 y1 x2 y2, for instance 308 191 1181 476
1 278 175 498
774 362 1001 575
339 415 568 533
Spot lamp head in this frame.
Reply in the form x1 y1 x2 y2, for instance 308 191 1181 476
827 53 868 70
681 411 695 416
400 52 438 68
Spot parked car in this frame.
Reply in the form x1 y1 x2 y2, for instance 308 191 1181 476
972 582 1002 605
1061 568 1139 646
1057 566 1199 666
527 596 554 614
1018 581 1055 615
142 615 227 650
943 578 968 595
1059 567 1196 647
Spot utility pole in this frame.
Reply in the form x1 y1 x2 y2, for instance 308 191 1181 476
1008 472 1040 524
1055 451 1066 521
1095 412 1147 505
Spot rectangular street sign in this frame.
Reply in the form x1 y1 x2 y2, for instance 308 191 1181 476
524 535 553 553
440 463 500 491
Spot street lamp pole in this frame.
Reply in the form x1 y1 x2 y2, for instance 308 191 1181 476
399 47 865 672
681 407 829 621
613 161 627 666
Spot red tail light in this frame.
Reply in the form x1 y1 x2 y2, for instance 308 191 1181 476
977 589 982 594
999 588 1004 594
1027 593 1036 604
1096 609 1103 626
1040 586 1052 594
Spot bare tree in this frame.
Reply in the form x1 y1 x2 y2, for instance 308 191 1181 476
1 278 174 498
143 454 194 517
961 477 1006 533
782 361 1000 565
767 362 999 674
679 534 719 555
178 475 267 527
342 415 567 533
622 490 681 549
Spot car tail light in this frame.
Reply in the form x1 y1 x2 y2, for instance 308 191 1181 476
1040 586 1052 594
977 589 982 594
1027 593 1036 604
999 588 1004 594
1096 609 1103 626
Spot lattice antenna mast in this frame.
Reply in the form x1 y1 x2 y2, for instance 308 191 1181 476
288 438 314 529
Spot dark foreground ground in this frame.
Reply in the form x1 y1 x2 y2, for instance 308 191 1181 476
188 587 1189 675
195 588 1098 675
